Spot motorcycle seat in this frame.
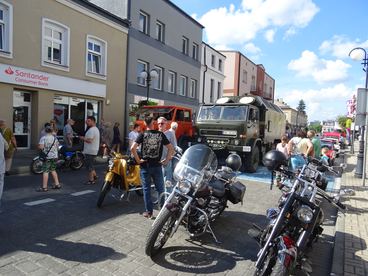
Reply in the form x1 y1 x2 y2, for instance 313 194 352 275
208 179 226 197
60 144 83 153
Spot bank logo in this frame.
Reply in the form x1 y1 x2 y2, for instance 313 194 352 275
5 67 14 75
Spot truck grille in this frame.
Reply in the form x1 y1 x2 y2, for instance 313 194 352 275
200 129 236 137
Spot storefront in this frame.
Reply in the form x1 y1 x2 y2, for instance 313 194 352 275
0 63 106 149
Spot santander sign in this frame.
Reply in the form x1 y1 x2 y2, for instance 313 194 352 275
4 66 49 87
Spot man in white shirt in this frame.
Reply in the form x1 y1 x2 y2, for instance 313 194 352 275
0 132 9 209
128 123 141 154
80 116 100 184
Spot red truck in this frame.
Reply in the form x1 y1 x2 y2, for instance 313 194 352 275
134 105 194 149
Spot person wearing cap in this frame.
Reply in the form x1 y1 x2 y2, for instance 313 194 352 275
63 119 75 147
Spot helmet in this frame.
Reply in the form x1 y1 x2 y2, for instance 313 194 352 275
225 153 242 171
263 150 288 171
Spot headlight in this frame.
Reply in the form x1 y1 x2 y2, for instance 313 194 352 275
197 137 202 143
234 139 240 146
223 130 237 135
297 205 314 223
178 180 191 194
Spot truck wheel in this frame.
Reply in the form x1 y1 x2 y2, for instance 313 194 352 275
245 146 260 173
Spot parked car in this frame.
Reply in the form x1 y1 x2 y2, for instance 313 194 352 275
322 131 346 149
321 138 339 159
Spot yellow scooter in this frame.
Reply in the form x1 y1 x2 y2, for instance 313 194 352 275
97 150 142 208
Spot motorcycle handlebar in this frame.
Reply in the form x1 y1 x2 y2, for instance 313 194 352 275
308 157 340 175
316 186 346 211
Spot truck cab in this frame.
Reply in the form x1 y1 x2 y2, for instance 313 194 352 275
196 96 286 172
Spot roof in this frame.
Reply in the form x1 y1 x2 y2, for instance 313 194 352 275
202 42 226 58
163 0 204 29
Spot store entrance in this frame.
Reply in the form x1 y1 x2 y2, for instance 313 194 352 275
13 91 32 149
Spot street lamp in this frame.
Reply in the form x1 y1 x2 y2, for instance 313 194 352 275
139 69 158 102
349 47 368 182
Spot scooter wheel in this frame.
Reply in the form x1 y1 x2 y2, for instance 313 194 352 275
97 180 112 208
31 159 43 174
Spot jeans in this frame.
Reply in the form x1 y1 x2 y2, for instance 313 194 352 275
162 160 173 193
0 173 4 207
290 155 306 172
140 165 164 213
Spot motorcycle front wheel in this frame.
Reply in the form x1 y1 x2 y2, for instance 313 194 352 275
145 207 177 256
70 154 84 170
30 158 43 174
254 251 288 276
97 180 112 208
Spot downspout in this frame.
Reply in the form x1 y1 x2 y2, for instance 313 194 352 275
237 54 241 96
202 44 207 104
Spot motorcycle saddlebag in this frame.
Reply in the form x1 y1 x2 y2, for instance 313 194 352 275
228 181 246 204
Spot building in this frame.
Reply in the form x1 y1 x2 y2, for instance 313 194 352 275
0 0 129 149
275 99 308 133
220 51 275 101
199 42 226 104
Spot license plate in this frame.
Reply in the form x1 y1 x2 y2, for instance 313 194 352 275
242 146 251 152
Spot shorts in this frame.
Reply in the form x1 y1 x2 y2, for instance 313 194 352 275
85 154 97 171
42 159 57 173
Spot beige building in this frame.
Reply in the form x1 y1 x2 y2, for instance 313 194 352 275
275 99 308 133
0 0 129 148
220 51 275 101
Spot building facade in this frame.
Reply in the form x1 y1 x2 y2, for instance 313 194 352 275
274 99 308 133
221 51 275 101
199 42 226 104
0 0 129 149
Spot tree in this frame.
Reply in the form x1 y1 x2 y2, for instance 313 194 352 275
337 115 348 130
309 123 322 133
297 99 306 112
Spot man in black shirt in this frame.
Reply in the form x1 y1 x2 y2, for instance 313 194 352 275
131 117 175 218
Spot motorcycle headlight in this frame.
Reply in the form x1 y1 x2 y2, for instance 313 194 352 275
108 159 114 169
297 205 314 223
178 180 191 194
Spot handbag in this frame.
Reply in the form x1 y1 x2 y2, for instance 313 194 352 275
39 137 56 161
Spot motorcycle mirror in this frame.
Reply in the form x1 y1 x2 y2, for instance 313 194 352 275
340 188 355 196
340 163 347 169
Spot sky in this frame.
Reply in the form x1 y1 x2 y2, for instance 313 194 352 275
171 0 368 122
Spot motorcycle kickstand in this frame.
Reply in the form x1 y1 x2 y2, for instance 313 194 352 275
207 224 221 244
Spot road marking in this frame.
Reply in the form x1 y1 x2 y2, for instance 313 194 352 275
24 198 55 206
71 190 95 196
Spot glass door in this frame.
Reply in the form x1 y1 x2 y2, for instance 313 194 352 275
13 91 32 149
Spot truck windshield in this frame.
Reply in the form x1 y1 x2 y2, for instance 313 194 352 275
198 105 248 121
136 107 174 120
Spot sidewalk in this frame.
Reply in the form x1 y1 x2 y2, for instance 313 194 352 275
8 149 108 175
331 143 368 276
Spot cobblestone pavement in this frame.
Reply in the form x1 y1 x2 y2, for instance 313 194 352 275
0 166 339 275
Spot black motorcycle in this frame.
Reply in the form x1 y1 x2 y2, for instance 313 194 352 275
249 151 345 276
31 142 85 174
145 144 246 256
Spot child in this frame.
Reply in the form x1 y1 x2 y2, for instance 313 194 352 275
275 135 289 188
320 147 330 166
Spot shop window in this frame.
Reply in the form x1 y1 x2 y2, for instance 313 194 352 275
42 18 70 70
86 35 107 78
0 1 13 58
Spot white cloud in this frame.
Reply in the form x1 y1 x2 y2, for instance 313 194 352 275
264 29 275 43
244 43 261 55
199 0 319 47
319 35 368 59
277 84 354 120
288 50 351 84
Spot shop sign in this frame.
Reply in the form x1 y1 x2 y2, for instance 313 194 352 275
1 63 106 98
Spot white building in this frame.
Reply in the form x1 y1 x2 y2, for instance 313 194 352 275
199 42 226 103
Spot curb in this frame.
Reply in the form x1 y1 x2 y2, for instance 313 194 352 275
330 209 345 276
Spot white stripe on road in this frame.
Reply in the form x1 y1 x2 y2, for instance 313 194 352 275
71 190 95 196
24 198 56 206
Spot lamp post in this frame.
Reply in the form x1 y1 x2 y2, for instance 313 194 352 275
349 47 368 182
139 69 158 103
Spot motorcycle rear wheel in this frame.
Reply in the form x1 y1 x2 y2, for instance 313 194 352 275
145 208 176 256
31 159 43 174
97 180 112 208
70 154 84 170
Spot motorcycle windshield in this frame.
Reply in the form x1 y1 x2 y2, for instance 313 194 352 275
173 144 218 184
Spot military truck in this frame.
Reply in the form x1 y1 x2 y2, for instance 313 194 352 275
195 96 286 172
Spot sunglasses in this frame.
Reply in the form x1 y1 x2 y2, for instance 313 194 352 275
158 122 165 125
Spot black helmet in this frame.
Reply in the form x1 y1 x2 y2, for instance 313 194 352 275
263 150 288 171
225 153 242 171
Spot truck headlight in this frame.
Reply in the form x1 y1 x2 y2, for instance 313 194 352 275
223 130 237 135
197 137 202 143
234 139 240 146
178 180 191 194
297 205 314 223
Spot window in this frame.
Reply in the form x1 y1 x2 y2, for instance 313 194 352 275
168 71 176 93
210 79 214 102
139 11 149 34
218 59 222 71
152 66 163 90
251 75 256 90
192 43 198 60
264 83 267 93
179 75 187 96
211 55 215 67
189 79 197 98
86 36 106 77
42 19 70 68
0 1 12 57
217 81 221 99
182 36 189 55
156 20 164 42
242 70 247 83
137 60 148 86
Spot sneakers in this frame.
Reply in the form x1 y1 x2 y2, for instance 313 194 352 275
143 211 153 219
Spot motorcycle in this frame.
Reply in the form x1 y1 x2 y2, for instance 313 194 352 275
249 151 346 276
31 141 85 174
144 144 246 256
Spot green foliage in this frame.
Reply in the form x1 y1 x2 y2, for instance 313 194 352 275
297 99 306 112
337 115 348 129
138 100 158 107
309 123 322 133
